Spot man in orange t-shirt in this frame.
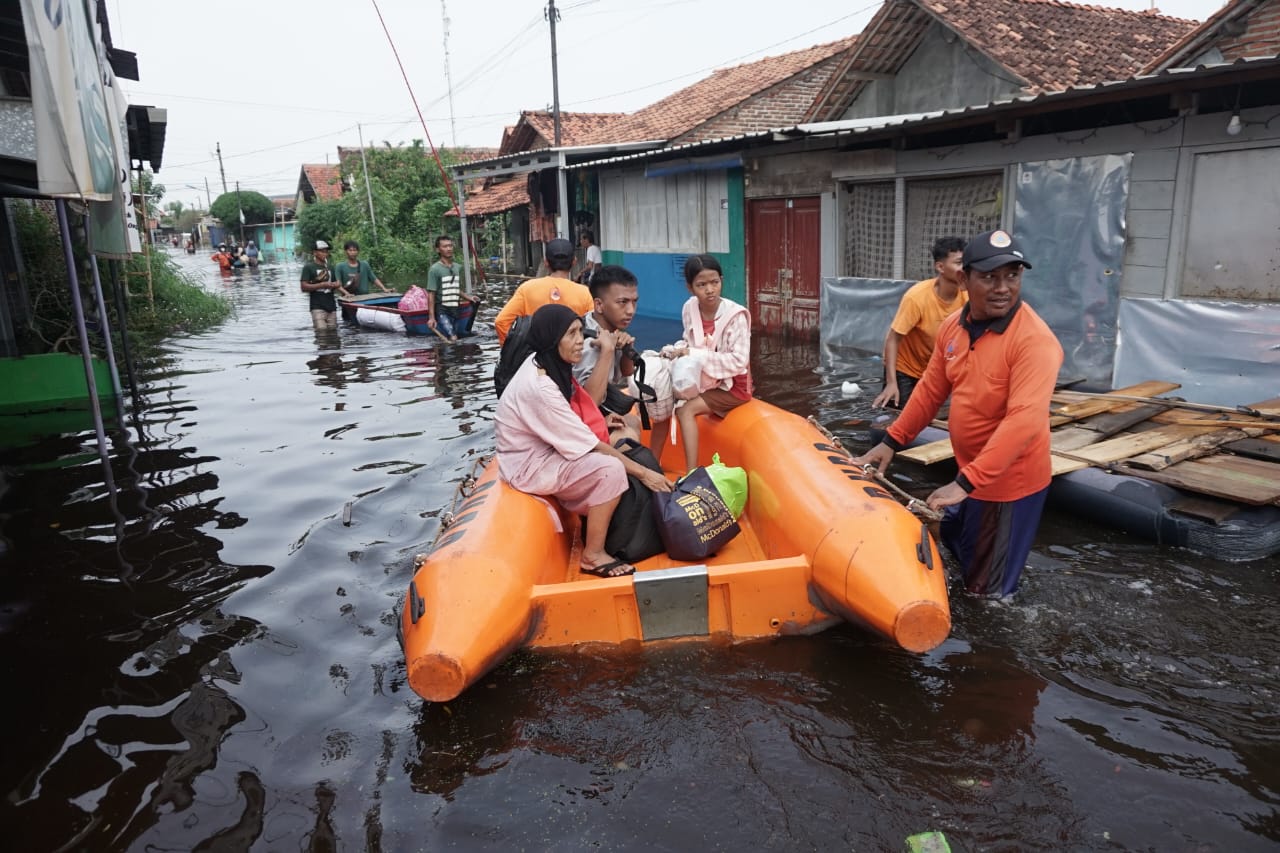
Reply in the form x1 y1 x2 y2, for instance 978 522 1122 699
494 238 594 343
873 236 968 409
854 229 1063 598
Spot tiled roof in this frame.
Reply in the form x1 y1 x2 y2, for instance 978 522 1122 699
453 178 529 216
502 111 631 154
300 164 343 201
808 0 1195 120
927 0 1196 88
1145 0 1280 71
613 37 856 143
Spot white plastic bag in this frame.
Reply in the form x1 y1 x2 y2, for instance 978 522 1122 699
670 351 707 401
640 351 674 421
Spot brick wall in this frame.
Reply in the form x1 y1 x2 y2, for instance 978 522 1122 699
1215 0 1280 60
670 55 844 146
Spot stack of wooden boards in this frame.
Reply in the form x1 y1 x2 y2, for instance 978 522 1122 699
898 381 1280 513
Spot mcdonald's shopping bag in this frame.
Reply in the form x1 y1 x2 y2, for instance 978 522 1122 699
651 466 741 561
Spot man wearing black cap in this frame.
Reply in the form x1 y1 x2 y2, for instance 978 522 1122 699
493 237 594 344
852 229 1063 598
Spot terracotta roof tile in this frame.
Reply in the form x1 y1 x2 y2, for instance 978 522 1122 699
454 178 529 216
923 0 1197 90
300 164 343 201
502 111 631 153
613 37 855 143
808 0 1195 120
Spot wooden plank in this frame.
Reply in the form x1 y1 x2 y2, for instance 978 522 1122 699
1117 456 1280 505
1126 427 1266 471
1049 381 1181 426
898 437 954 465
1223 437 1280 462
1166 495 1243 524
1051 391 1280 421
1079 402 1171 435
1049 423 1224 475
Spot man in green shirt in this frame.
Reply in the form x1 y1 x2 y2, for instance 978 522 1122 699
335 240 392 295
299 240 347 329
426 235 476 340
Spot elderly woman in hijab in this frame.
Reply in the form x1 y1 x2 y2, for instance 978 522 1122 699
495 304 671 578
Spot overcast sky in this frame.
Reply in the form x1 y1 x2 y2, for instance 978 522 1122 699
107 0 1229 210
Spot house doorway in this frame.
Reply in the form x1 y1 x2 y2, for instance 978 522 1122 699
746 196 821 337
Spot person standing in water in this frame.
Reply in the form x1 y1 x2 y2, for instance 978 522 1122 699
336 240 391 295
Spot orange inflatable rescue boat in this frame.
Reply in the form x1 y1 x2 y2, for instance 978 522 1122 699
400 399 950 701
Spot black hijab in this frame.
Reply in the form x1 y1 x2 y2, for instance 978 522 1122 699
527 303 580 401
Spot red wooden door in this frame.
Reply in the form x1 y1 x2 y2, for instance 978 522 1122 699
746 196 822 338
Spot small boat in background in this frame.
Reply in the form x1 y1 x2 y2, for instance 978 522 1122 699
399 399 951 702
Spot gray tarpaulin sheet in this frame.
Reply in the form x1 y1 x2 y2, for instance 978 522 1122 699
1114 298 1280 406
1013 154 1130 386
820 277 915 357
821 154 1130 387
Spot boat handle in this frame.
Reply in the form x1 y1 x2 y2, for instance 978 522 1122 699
916 522 934 571
408 580 426 624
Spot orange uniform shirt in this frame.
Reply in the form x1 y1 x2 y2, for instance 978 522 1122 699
888 277 968 379
887 301 1063 502
494 276 594 343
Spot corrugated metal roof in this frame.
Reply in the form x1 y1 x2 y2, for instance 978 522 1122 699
570 55 1280 170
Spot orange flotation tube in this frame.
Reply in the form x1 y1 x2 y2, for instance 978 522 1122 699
401 399 950 702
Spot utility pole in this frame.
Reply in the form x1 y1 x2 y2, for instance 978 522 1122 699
203 177 212 208
546 0 562 147
236 180 244 244
357 123 378 242
441 0 457 147
216 142 228 194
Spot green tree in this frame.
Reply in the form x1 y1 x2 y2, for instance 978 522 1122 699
210 190 274 230
132 170 165 220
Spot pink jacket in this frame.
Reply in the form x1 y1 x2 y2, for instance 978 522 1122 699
681 296 752 394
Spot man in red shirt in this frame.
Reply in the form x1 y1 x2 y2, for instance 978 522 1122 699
852 230 1063 598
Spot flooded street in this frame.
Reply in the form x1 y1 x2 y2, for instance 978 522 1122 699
1 250 1277 851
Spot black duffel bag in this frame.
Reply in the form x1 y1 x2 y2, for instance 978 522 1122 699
603 439 666 563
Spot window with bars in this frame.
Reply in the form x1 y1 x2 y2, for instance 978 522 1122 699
844 182 895 278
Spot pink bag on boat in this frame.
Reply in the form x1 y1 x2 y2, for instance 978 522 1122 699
399 285 429 312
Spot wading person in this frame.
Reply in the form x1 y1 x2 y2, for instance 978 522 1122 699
494 238 593 344
336 240 391 295
426 235 478 340
300 240 347 330
578 229 602 285
494 304 671 578
851 230 1063 598
873 236 968 409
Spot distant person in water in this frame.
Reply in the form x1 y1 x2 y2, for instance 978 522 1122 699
211 244 233 271
244 241 260 268
299 240 347 329
335 240 391 295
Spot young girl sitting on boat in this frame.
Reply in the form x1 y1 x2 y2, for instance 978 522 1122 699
669 254 754 474
494 304 672 578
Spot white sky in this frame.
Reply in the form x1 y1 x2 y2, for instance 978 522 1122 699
107 0 1229 209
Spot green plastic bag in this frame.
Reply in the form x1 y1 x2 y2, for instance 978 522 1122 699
705 453 747 519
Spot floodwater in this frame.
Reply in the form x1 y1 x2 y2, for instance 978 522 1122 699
0 250 1276 852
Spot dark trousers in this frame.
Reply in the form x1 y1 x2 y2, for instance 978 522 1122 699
940 486 1049 598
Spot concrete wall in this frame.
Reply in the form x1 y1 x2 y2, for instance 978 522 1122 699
843 23 1025 119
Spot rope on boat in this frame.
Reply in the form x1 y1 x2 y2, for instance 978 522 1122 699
419 455 492 565
806 417 943 524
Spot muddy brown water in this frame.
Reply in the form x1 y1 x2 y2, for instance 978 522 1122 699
0 250 1276 851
